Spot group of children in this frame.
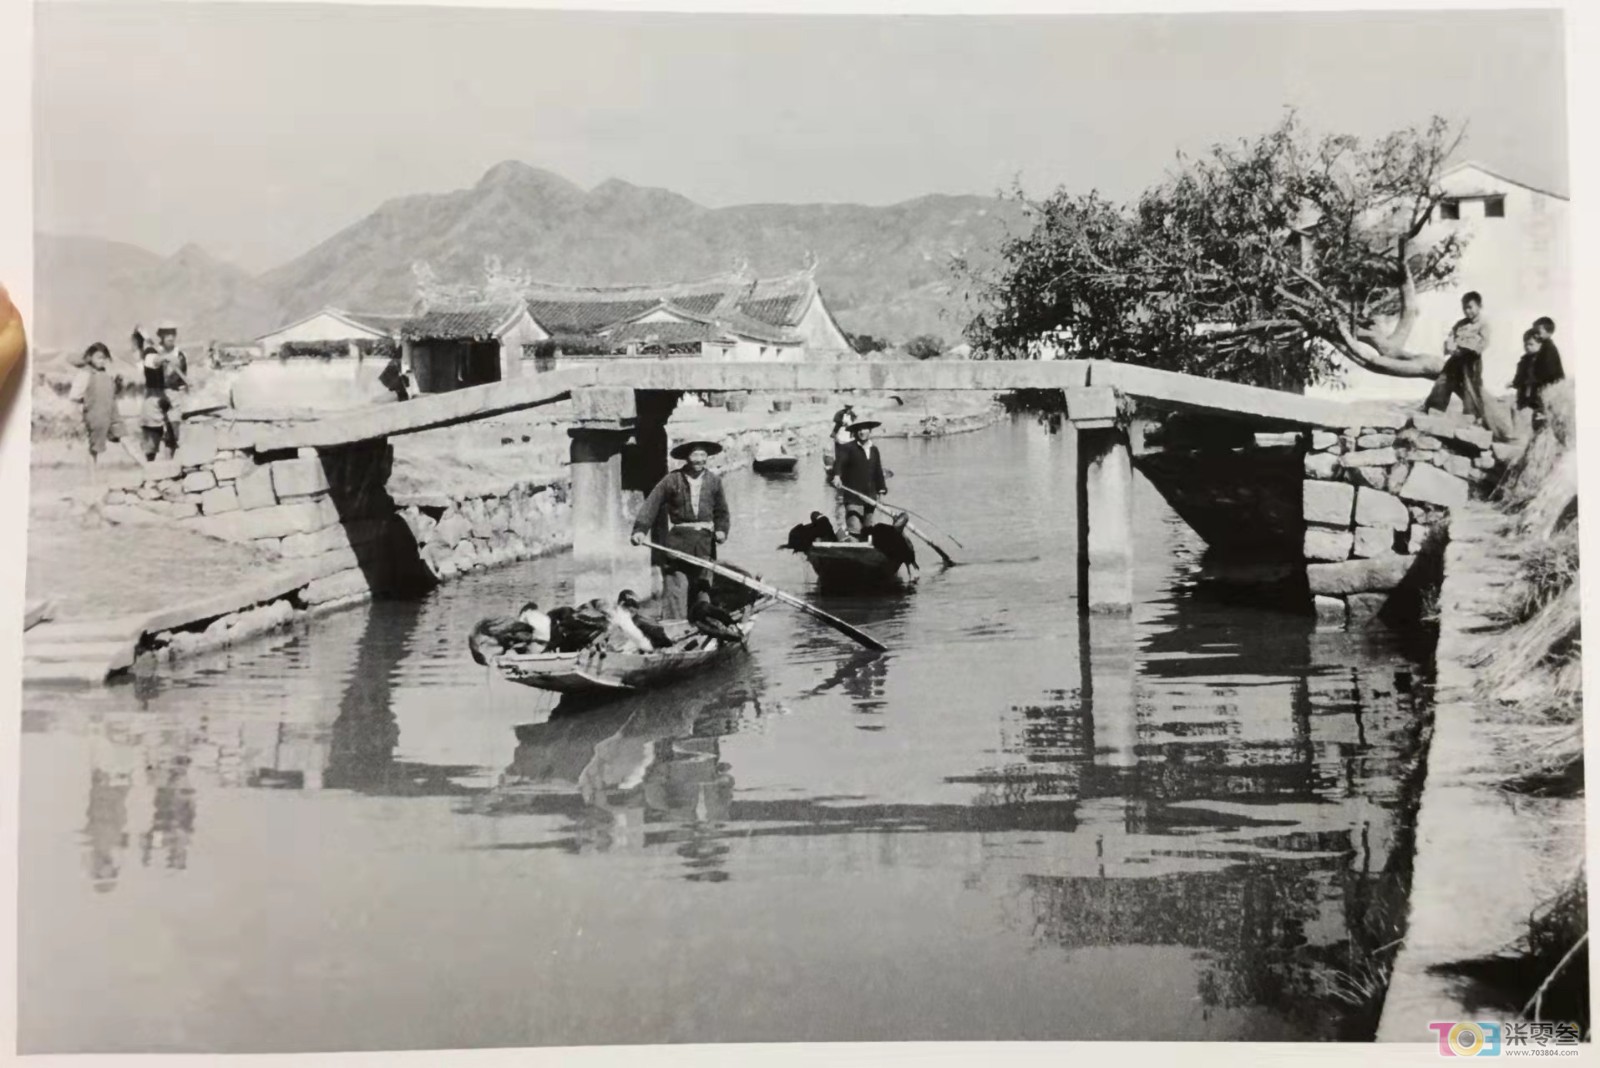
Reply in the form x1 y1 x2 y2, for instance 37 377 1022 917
69 323 192 478
1427 292 1566 441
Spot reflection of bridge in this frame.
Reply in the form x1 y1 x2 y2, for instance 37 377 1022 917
233 360 1405 614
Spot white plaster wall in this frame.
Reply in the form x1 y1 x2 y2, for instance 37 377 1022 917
229 357 392 411
257 312 386 353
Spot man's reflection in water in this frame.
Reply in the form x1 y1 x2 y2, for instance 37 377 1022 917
83 720 137 893
507 663 758 879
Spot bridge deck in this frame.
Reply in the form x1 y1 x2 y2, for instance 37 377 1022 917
241 360 1407 452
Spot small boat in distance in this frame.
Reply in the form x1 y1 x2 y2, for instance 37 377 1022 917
481 596 776 700
752 440 800 476
805 541 911 593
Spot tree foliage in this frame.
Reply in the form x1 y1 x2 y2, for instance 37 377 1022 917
958 112 1467 387
906 334 946 360
848 332 888 355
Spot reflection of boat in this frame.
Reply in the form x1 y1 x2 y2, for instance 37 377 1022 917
805 541 909 593
486 596 776 698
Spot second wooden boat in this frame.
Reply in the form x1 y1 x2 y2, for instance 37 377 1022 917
752 454 800 475
805 540 909 593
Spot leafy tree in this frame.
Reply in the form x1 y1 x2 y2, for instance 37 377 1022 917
906 334 946 360
848 332 888 355
958 112 1467 388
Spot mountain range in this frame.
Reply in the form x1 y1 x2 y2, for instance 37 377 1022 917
34 161 1029 354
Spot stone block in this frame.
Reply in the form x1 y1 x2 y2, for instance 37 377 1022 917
573 386 637 424
101 503 170 527
182 470 218 493
215 424 259 452
1340 447 1398 469
1348 466 1388 491
1304 527 1354 562
1454 425 1493 451
200 486 240 515
1492 442 1520 465
213 457 249 482
432 512 474 547
1352 525 1398 558
278 524 351 559
1304 452 1340 479
1408 524 1432 554
1357 432 1396 449
270 457 331 500
1313 595 1347 626
300 568 372 607
172 423 220 468
235 465 278 511
1475 451 1497 470
1303 480 1355 525
142 459 183 482
1445 455 1473 479
190 497 342 543
1311 431 1339 452
1307 554 1413 596
1345 592 1390 626
1354 487 1409 530
400 507 437 545
137 484 162 501
1396 463 1469 509
1410 412 1469 439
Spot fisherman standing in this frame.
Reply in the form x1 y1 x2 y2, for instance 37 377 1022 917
833 418 888 539
630 439 731 621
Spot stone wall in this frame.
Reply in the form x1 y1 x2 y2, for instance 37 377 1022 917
393 480 571 583
1301 411 1512 627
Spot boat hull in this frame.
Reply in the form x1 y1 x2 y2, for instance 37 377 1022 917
486 598 773 698
753 456 799 475
805 541 907 593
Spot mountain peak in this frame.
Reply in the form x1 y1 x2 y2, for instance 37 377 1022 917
476 160 583 198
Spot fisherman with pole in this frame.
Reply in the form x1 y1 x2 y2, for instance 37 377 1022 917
831 417 888 540
630 439 730 622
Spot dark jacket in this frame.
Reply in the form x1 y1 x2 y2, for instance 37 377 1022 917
835 440 887 498
633 467 731 537
1513 341 1565 411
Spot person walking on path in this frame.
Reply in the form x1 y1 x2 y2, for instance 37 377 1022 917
833 419 888 539
630 440 731 621
69 342 141 481
1425 291 1513 441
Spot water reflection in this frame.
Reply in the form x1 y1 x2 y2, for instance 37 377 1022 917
22 421 1436 1051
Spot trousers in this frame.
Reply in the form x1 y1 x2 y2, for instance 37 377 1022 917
658 527 715 621
1425 349 1512 441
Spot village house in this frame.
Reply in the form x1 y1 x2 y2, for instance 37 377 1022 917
253 307 410 358
399 301 546 393
1313 160 1571 403
523 266 854 362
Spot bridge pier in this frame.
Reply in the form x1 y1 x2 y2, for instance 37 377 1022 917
1069 388 1134 614
569 388 653 606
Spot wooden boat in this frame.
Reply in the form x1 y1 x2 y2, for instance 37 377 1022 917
805 540 910 593
752 454 800 476
483 596 776 698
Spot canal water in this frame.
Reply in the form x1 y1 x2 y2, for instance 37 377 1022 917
18 418 1432 1052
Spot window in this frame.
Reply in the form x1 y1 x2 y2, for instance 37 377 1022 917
1485 196 1506 218
1439 199 1461 221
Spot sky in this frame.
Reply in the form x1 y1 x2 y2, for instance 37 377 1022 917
33 3 1569 273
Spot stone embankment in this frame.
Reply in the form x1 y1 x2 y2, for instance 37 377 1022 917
1376 501 1584 1039
1299 411 1513 628
61 394 1002 678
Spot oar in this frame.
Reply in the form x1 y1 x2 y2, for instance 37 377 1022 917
641 540 887 653
834 485 958 568
845 489 965 549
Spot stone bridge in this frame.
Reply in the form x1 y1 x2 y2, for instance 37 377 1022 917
69 359 1507 681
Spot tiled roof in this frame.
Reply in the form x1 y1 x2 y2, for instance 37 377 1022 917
610 300 799 345
521 268 820 337
524 298 657 335
602 321 719 346
400 302 524 340
339 310 410 336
